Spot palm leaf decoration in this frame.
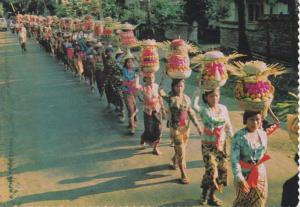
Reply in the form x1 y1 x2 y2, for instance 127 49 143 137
274 92 298 121
229 61 289 78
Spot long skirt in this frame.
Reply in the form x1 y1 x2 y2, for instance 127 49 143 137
84 62 94 86
95 70 105 96
104 80 123 110
170 127 190 168
123 93 137 128
141 111 162 146
233 165 268 207
201 143 228 191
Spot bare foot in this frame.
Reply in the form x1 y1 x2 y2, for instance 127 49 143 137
153 148 162 155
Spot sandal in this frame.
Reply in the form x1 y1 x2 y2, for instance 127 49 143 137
207 197 223 206
180 177 190 184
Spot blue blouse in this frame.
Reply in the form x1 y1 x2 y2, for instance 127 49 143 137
116 61 137 93
231 128 268 182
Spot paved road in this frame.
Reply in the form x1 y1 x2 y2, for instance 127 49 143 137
0 31 297 207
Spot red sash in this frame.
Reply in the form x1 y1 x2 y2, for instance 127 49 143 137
203 127 223 148
239 154 270 188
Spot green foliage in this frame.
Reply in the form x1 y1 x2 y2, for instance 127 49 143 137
0 3 4 17
55 0 101 18
101 0 121 19
273 92 298 121
205 0 231 21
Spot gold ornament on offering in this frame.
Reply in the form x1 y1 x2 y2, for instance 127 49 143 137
230 60 288 117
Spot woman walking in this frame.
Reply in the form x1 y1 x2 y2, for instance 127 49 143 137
160 79 202 184
138 72 165 155
198 88 234 206
103 46 124 121
231 111 279 207
116 50 139 134
93 42 105 98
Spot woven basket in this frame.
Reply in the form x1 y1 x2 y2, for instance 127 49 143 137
238 97 272 113
142 65 159 73
202 78 227 90
167 70 192 79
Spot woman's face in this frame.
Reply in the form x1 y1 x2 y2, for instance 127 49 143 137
126 58 134 69
246 114 262 132
174 80 185 95
205 90 220 107
145 74 155 85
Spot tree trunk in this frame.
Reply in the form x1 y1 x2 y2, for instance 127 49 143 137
237 0 251 58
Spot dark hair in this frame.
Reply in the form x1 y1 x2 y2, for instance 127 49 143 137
202 90 215 104
243 111 262 125
105 47 113 54
171 79 184 94
202 88 220 104
115 53 122 60
123 58 133 68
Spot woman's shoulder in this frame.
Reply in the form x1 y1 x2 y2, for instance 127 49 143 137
218 104 229 112
233 128 247 140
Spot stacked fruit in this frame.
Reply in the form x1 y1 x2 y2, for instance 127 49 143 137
73 19 81 31
52 16 59 29
65 18 73 31
119 23 137 47
101 17 114 40
60 18 66 31
140 39 159 73
94 21 103 37
235 79 274 102
166 39 191 79
202 62 228 82
82 15 94 32
231 60 287 115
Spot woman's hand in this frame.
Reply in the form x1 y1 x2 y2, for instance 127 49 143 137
239 180 250 194
196 126 203 135
162 109 167 120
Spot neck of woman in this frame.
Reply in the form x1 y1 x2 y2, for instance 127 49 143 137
209 103 218 110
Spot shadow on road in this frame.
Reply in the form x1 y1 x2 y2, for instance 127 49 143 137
3 160 204 206
158 199 200 207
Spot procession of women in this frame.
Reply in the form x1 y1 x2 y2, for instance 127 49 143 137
9 14 298 207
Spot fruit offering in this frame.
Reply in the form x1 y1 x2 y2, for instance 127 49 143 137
166 39 192 79
191 50 243 90
65 18 73 31
60 18 66 31
82 15 94 32
231 60 286 114
120 23 137 47
140 39 160 73
94 21 103 37
73 19 81 31
46 16 52 26
101 17 114 40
